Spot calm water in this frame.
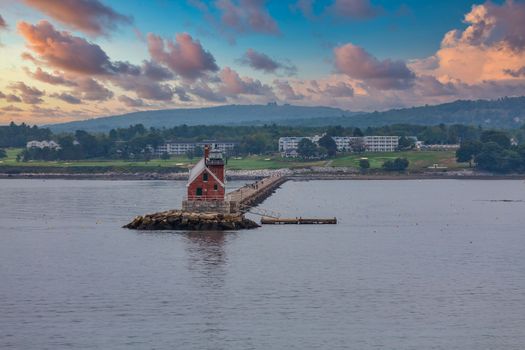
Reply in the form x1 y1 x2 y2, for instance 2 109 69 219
1 179 525 349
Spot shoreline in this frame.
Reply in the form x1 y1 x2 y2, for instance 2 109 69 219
1 170 524 181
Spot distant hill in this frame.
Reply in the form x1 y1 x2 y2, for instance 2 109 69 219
47 104 358 133
47 96 525 132
281 97 525 128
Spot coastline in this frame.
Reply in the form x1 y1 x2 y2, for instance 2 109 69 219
1 169 524 181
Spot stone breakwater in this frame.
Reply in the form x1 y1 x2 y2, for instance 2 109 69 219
124 210 260 231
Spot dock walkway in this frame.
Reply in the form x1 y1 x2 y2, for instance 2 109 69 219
227 175 288 211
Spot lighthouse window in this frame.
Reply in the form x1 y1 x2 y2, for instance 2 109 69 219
196 188 203 196
203 172 208 181
213 184 218 191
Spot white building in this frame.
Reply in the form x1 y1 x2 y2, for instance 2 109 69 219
155 141 238 156
279 135 400 156
363 136 399 152
26 140 61 150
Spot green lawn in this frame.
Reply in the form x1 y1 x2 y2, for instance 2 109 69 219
331 150 464 170
0 148 465 171
226 155 326 170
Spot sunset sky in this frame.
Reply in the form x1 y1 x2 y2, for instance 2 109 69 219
1 0 525 125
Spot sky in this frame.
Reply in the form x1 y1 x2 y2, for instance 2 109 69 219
0 0 525 125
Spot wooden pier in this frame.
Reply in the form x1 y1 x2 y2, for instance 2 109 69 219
261 217 337 225
226 175 337 225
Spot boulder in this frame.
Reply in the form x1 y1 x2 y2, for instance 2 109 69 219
124 210 260 231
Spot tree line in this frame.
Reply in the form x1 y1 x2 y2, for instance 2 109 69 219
456 130 525 173
0 122 523 163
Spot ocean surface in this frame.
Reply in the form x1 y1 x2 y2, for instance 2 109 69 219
1 179 525 350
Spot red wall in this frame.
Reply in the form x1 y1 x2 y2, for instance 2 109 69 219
187 169 225 200
207 164 225 182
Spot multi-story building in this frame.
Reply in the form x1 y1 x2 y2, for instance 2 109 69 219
155 141 238 156
26 140 61 150
362 136 399 152
278 135 401 156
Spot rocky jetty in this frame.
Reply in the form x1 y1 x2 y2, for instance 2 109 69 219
124 210 260 231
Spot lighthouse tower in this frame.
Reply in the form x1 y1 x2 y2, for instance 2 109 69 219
183 144 231 213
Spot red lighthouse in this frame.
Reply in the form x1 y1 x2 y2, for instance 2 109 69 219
186 144 225 201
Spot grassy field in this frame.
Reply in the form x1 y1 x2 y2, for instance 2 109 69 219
0 148 464 172
331 150 464 170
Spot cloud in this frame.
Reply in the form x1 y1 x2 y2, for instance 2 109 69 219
322 81 355 97
273 79 304 100
74 78 113 101
290 0 316 18
142 60 174 81
334 43 415 90
188 82 227 102
442 1 525 51
25 67 77 86
17 21 179 102
0 14 6 45
189 0 279 42
147 32 219 81
111 74 174 101
414 75 457 97
22 0 132 36
216 0 279 35
292 0 382 20
51 92 82 104
118 95 145 107
0 14 7 29
18 20 115 75
328 0 382 19
174 87 192 102
6 94 22 103
8 82 45 104
1 105 23 112
218 67 274 96
411 1 525 85
505 66 525 78
239 48 297 75
0 91 4 98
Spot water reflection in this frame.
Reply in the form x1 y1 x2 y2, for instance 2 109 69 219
183 231 235 287
182 231 236 340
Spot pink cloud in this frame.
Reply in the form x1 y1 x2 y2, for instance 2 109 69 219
443 1 525 51
187 82 227 102
22 0 132 36
334 43 415 90
273 79 304 100
18 20 114 75
412 1 525 85
219 67 273 96
322 82 355 97
74 78 113 101
25 67 77 86
147 33 219 81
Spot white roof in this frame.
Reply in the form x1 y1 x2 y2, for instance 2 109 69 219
186 158 225 188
